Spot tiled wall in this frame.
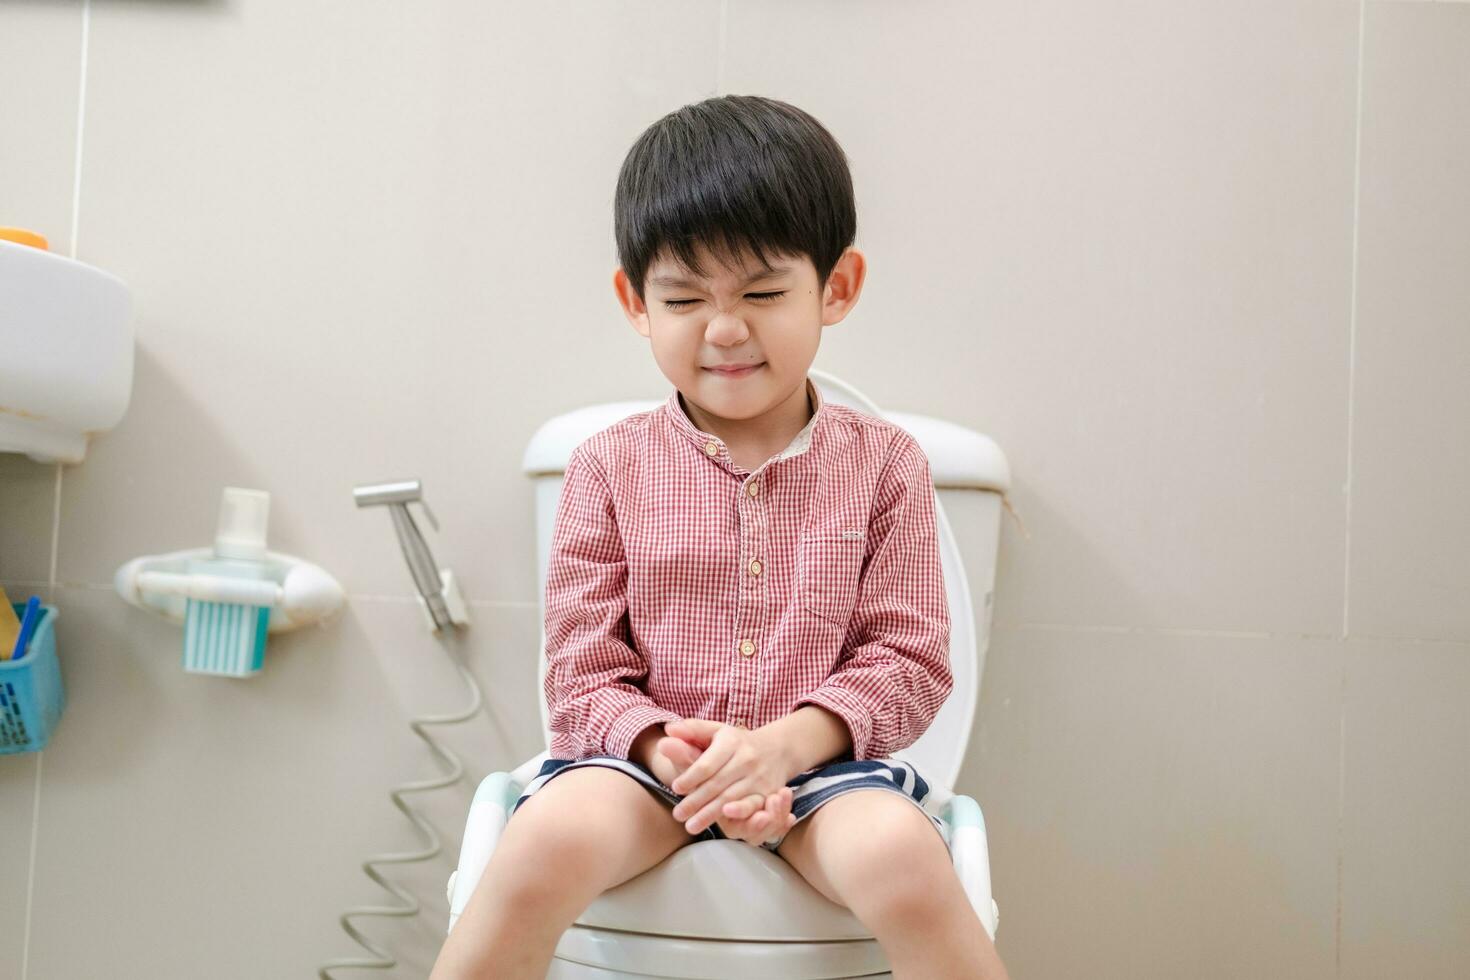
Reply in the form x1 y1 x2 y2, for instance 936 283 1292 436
1 2 1466 978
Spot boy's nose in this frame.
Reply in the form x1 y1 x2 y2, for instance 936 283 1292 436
704 310 750 340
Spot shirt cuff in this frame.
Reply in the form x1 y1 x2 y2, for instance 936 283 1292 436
796 685 878 762
604 702 684 761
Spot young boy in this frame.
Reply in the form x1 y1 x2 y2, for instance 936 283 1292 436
431 95 1010 980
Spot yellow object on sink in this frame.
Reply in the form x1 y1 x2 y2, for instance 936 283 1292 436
0 227 49 250
0 585 20 659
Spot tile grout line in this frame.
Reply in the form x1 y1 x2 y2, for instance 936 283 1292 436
1337 3 1369 976
67 0 90 264
26 4 92 979
19 583 1468 644
47 465 61 594
993 622 1469 645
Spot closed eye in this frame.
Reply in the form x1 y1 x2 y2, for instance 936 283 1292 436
663 291 787 311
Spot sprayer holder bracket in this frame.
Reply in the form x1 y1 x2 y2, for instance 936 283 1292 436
420 569 470 633
114 547 346 633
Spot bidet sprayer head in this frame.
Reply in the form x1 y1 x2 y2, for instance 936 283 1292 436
353 479 456 631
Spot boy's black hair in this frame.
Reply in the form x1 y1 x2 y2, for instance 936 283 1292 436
614 94 856 302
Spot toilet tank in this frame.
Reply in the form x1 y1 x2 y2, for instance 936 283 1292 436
522 400 1010 790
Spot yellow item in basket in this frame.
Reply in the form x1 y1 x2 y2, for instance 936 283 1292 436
0 586 20 660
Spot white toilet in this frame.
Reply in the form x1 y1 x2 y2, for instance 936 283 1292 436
448 370 1011 979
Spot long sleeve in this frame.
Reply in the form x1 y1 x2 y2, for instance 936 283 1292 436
543 444 681 760
795 434 953 761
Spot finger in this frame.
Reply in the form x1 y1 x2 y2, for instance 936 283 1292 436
748 799 779 843
657 736 701 771
673 764 745 828
669 735 736 798
723 793 766 820
772 789 794 827
767 792 796 843
768 788 790 819
764 791 789 829
681 773 754 834
728 806 770 842
664 718 720 747
756 800 784 844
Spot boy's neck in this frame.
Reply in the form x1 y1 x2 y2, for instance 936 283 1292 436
678 377 815 466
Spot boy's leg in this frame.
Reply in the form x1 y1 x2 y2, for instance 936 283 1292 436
429 765 697 980
775 789 1011 980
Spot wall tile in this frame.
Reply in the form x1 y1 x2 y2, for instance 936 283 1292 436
0 456 55 585
1340 637 1470 980
1347 1 1470 641
965 626 1342 979
0 0 81 251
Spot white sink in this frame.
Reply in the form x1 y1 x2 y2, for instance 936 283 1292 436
0 239 133 463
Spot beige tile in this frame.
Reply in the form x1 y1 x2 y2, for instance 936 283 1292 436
1340 637 1470 980
1348 2 1470 642
58 0 722 600
0 455 56 584
24 583 541 978
725 1 1359 635
962 626 1341 979
0 0 82 253
0 745 36 980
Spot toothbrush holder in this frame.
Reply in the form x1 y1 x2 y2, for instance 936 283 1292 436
0 603 65 754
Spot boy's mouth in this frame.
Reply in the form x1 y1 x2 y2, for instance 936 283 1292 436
703 363 764 378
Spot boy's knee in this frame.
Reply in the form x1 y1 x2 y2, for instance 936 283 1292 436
488 816 608 918
504 799 606 871
503 768 661 865
818 794 947 891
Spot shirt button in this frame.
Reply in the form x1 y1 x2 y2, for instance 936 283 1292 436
739 639 756 657
733 721 749 730
746 481 759 496
748 558 762 576
704 440 719 456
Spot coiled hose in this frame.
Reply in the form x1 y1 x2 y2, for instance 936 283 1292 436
318 647 483 977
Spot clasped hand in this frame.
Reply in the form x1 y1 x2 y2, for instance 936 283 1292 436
649 719 796 845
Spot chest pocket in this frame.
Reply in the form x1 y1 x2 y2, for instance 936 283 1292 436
796 529 867 627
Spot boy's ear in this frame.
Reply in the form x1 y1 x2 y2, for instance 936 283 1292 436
820 246 866 327
613 267 652 339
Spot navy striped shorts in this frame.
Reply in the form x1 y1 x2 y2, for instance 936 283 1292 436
511 753 952 854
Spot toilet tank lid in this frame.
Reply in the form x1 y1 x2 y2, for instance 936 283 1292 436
522 401 1011 493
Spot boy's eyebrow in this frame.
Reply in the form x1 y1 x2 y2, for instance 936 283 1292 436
649 264 792 289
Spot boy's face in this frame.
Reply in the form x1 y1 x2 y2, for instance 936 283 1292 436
612 242 865 432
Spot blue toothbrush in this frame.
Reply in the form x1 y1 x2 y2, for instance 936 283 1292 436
11 596 42 661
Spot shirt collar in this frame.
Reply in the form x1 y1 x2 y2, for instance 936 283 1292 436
665 376 825 465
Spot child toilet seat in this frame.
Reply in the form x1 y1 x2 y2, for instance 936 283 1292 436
574 838 876 941
552 838 888 977
551 924 888 979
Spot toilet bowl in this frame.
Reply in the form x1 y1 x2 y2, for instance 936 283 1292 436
449 370 1011 978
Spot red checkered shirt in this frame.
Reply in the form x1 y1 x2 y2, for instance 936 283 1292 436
542 376 952 766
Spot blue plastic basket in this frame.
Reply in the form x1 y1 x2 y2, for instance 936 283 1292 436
0 603 65 754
